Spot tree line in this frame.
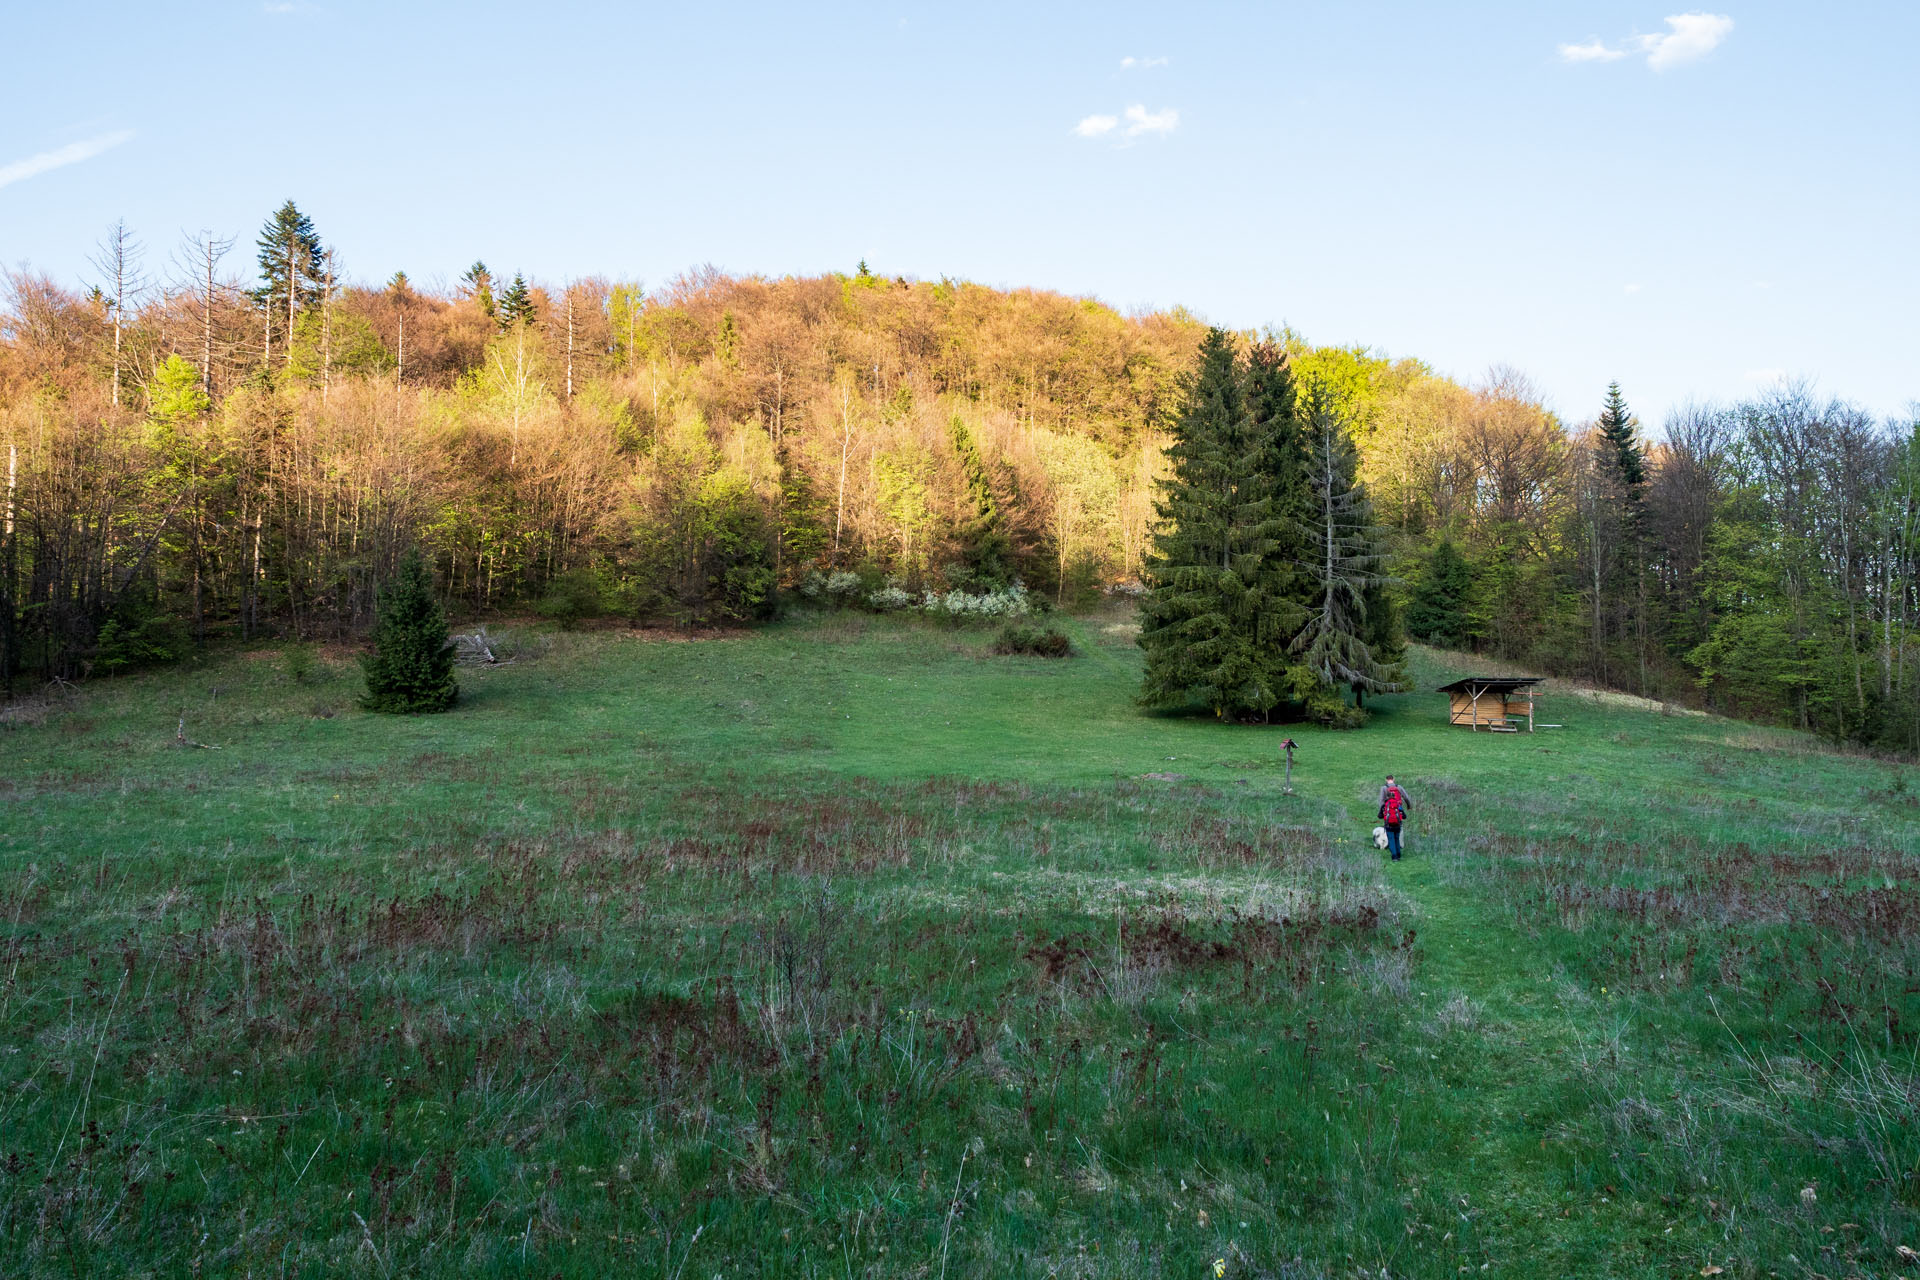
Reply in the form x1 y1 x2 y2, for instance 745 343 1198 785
1 200 1915 749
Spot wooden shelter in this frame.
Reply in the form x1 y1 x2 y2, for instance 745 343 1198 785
1438 676 1542 732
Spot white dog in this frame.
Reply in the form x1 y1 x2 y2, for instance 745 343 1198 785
1372 826 1390 849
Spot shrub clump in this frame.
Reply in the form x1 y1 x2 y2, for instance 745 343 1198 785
797 571 1035 621
993 623 1071 657
360 550 458 714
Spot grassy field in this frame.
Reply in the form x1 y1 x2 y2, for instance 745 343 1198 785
2 605 1917 1278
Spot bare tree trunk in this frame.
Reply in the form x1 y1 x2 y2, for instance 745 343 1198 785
185 231 232 398
321 250 335 402
91 221 144 410
286 239 298 370
565 286 575 401
0 441 13 693
202 253 215 396
833 386 850 563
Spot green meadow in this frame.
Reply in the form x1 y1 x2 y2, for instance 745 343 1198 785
2 607 1916 1278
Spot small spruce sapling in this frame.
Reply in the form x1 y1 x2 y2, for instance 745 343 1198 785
360 550 458 713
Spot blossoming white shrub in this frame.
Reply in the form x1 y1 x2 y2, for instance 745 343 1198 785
866 586 916 611
804 571 1033 620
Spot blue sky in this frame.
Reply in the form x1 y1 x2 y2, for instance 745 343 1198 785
3 2 1915 429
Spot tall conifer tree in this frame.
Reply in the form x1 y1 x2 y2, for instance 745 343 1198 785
1597 381 1645 491
253 200 324 368
1291 386 1404 716
1139 328 1302 719
1594 381 1651 690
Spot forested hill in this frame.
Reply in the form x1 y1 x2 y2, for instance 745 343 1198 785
2 204 1917 750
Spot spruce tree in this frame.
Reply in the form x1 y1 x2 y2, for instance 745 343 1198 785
360 550 459 713
253 200 325 366
947 416 1013 586
461 261 496 317
1405 540 1473 648
497 273 536 329
1597 381 1645 491
1595 381 1650 690
1290 387 1404 719
1139 328 1301 719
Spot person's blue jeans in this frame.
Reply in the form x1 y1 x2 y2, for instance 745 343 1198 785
1386 824 1402 860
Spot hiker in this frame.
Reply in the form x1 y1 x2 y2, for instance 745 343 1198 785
1377 775 1411 861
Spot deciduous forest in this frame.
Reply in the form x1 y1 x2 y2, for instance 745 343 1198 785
3 201 1917 748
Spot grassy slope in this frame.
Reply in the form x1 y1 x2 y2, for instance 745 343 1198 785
1 607 1916 1278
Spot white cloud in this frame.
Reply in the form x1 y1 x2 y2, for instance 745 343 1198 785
1559 39 1627 62
1558 12 1732 70
1122 104 1178 137
0 130 134 191
1119 55 1168 70
1623 282 1644 294
1074 104 1178 142
1637 12 1734 70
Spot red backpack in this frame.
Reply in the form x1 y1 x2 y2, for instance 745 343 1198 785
1383 786 1405 825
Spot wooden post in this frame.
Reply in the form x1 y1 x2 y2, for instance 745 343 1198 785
1469 684 1482 731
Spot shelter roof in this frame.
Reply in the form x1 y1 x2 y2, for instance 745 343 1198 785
1435 676 1544 694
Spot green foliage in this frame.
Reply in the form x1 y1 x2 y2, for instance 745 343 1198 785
253 200 325 340
627 417 778 624
93 583 183 675
1596 381 1645 491
698 474 778 622
992 621 1071 656
145 353 209 427
360 550 458 713
1406 540 1474 648
286 308 393 383
461 261 495 317
1290 383 1406 719
496 272 535 329
536 564 611 629
947 416 1013 587
1140 329 1311 720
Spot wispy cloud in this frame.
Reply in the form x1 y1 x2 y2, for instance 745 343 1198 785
0 130 135 192
1073 105 1179 141
1119 55 1168 70
1623 283 1644 295
1558 38 1627 62
1637 12 1734 70
1122 104 1178 137
1558 12 1732 70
